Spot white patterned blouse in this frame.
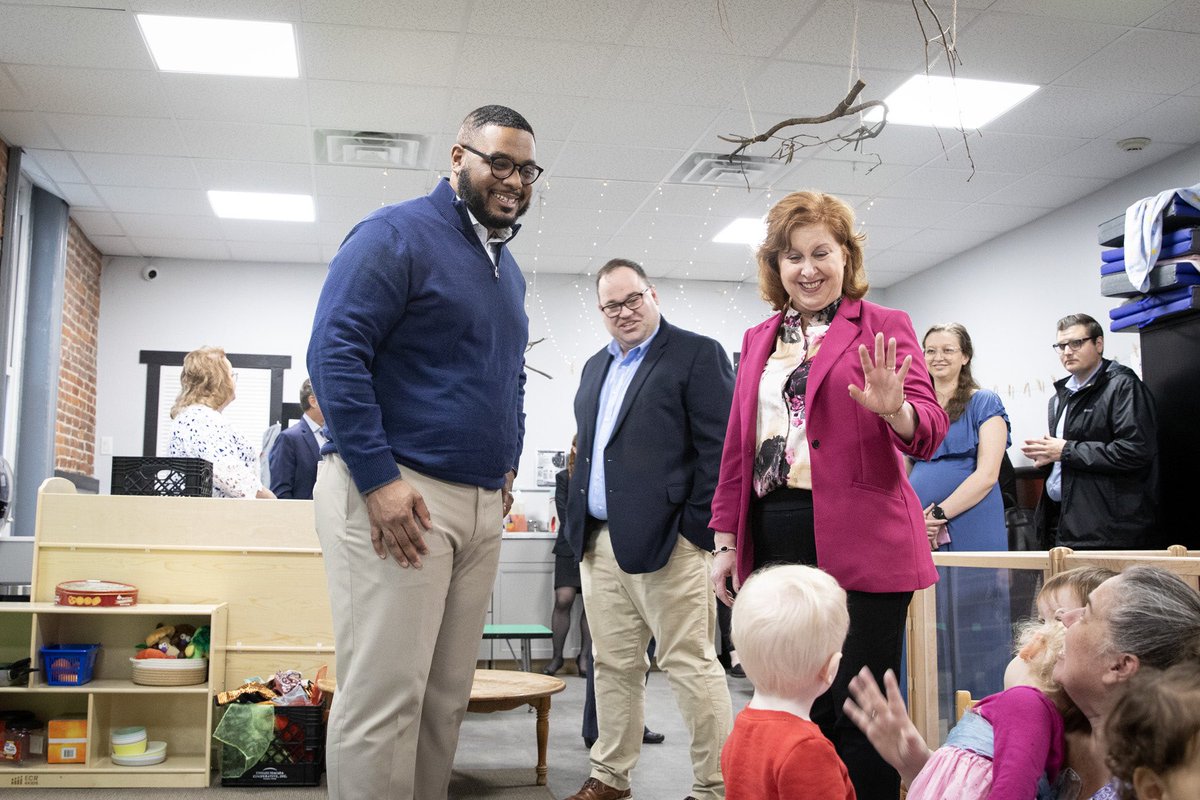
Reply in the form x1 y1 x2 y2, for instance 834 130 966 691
167 404 263 498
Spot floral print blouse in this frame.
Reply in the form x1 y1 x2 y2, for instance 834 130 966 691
753 300 840 497
167 404 263 498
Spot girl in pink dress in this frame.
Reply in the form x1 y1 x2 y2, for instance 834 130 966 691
906 620 1078 800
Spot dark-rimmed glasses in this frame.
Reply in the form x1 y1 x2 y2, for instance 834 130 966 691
1051 337 1097 353
457 143 543 185
600 288 651 318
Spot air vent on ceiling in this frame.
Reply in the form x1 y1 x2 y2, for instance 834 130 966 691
315 129 431 169
669 152 794 188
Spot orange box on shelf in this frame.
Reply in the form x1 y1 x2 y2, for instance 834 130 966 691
47 717 87 764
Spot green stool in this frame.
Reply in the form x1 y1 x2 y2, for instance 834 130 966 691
482 624 552 671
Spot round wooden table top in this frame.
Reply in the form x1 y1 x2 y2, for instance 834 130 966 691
470 669 566 703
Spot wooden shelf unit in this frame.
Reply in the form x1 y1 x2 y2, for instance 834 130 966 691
0 602 226 789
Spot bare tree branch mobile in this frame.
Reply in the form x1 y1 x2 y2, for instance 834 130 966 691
525 338 552 380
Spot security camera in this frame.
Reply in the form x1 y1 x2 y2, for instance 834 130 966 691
141 264 159 282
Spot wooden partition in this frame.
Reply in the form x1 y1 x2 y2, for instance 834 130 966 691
908 546 1197 747
31 478 335 683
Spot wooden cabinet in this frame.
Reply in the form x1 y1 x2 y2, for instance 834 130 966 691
0 602 226 789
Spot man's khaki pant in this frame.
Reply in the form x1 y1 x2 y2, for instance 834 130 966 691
581 527 732 800
315 455 502 800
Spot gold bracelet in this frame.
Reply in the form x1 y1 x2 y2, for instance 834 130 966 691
879 399 907 420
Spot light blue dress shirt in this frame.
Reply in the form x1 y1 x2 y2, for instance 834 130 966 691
587 326 660 520
1046 362 1104 502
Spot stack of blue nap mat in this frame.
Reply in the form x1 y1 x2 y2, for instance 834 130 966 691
1098 194 1200 331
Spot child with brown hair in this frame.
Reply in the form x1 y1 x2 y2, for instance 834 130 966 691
721 564 855 799
1106 661 1200 800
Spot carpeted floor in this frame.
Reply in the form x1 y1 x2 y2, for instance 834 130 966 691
449 768 557 799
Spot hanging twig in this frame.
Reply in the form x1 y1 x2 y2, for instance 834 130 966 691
911 0 976 178
720 79 888 163
524 337 552 380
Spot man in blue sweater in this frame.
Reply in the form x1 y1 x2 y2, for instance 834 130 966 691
307 105 539 800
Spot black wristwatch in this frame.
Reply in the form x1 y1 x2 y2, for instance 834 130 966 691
930 504 947 521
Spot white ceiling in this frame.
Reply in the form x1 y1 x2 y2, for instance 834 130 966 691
2 0 1199 287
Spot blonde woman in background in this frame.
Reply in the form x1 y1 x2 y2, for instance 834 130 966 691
167 346 275 499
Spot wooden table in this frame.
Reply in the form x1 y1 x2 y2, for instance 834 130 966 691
467 669 566 786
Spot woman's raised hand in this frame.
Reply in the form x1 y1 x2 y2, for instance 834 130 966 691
849 332 911 415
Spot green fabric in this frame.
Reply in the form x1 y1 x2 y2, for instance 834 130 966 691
213 703 276 778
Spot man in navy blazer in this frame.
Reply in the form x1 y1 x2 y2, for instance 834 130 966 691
564 259 734 800
269 378 324 499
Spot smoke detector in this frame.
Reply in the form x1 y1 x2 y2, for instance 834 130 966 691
316 129 430 169
1117 137 1151 153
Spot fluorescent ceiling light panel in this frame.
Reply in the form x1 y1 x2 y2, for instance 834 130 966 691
208 190 314 222
137 14 299 77
713 217 767 246
866 75 1038 128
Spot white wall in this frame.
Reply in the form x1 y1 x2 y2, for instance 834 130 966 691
95 256 772 498
95 141 1200 490
884 142 1200 462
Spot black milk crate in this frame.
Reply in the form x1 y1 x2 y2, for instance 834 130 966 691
221 704 325 787
111 456 212 497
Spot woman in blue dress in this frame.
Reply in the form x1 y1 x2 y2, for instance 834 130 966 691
909 323 1011 726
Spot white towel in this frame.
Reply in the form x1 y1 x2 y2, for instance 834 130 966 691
1124 183 1200 292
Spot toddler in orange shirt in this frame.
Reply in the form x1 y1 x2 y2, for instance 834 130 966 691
720 564 855 800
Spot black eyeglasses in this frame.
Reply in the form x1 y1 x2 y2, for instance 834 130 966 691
1051 336 1097 353
457 143 543 185
599 288 651 318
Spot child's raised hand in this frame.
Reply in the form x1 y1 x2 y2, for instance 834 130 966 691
843 667 931 786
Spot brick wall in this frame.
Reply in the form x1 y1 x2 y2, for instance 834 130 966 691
56 219 102 476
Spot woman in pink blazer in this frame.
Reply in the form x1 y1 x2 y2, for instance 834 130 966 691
709 191 947 800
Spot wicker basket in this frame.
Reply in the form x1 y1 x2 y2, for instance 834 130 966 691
130 657 208 686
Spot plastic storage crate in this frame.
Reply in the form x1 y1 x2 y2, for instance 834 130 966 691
111 456 213 497
40 644 100 686
221 704 325 786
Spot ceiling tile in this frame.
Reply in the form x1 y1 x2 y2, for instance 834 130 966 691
301 24 459 84
114 212 222 240
891 226 999 254
869 248 945 273
1144 0 1200 33
161 74 309 125
616 212 726 244
943 131 1087 174
1039 138 1189 179
43 113 187 156
783 157 913 198
935 202 1056 232
985 86 1166 140
0 6 153 70
54 182 104 207
468 0 640 44
1103 95 1200 145
979 173 1111 208
0 67 30 110
1058 28 1200 94
858 224 920 250
302 0 464 31
0 111 63 149
73 152 199 188
880 167 1023 203
442 89 582 142
68 209 122 236
955 11 1125 84
552 142 686 182
457 36 619 97
194 160 314 194
627 0 816 54
781 0 980 72
990 0 1175 27
180 121 311 163
570 98 719 149
307 81 449 132
130 237 231 260
24 148 85 183
596 48 763 107
219 219 321 245
858 196 969 228
227 240 323 262
821 123 965 168
536 178 654 213
84 234 142 257
96 185 212 215
315 194 382 225
8 65 167 117
653 183 773 219
312 165 429 200
737 62 907 118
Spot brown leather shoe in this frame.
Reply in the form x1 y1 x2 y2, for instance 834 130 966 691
565 777 632 800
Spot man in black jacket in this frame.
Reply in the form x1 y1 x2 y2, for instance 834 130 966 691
1023 313 1159 549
